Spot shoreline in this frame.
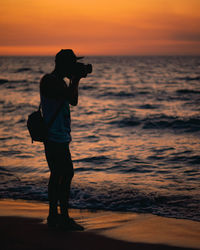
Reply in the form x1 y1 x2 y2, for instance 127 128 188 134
0 199 200 250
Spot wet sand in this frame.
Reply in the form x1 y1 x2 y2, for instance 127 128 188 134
0 199 199 250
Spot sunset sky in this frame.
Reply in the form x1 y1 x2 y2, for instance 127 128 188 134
0 0 200 55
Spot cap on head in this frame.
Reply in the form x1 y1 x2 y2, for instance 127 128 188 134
55 49 84 64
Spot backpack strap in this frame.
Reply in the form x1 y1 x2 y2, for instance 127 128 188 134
39 100 65 129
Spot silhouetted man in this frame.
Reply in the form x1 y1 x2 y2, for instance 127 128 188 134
40 49 84 230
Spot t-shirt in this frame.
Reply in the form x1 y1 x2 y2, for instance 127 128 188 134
40 74 71 143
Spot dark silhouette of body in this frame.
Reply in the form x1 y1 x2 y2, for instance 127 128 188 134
40 49 84 230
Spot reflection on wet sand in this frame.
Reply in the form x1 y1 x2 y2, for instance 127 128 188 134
0 199 200 249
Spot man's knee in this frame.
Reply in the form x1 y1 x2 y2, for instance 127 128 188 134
67 168 74 181
59 169 74 183
66 160 74 181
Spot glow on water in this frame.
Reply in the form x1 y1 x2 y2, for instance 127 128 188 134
0 56 199 221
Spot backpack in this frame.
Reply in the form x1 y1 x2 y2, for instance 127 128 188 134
27 102 64 143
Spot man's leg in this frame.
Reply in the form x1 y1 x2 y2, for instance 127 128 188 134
44 141 60 227
58 143 74 217
56 145 84 231
58 173 84 231
58 175 73 218
48 172 59 216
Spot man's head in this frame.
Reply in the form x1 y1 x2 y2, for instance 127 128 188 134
55 49 83 64
55 49 83 77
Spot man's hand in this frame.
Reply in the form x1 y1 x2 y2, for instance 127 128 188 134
71 75 82 83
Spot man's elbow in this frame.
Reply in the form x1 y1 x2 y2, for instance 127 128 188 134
70 100 78 106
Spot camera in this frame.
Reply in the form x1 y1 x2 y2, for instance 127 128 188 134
72 62 92 78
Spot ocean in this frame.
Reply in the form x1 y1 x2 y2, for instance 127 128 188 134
0 56 199 221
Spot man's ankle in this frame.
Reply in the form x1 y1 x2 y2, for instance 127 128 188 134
49 208 58 217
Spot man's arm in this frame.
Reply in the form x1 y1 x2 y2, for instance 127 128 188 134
40 74 81 106
68 77 80 106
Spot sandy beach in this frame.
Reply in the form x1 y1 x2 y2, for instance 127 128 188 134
0 199 199 250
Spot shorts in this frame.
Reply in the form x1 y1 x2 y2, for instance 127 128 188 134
44 140 74 178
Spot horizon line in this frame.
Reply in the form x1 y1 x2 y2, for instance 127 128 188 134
0 54 200 57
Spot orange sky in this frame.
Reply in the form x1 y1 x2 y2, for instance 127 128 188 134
0 0 200 55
